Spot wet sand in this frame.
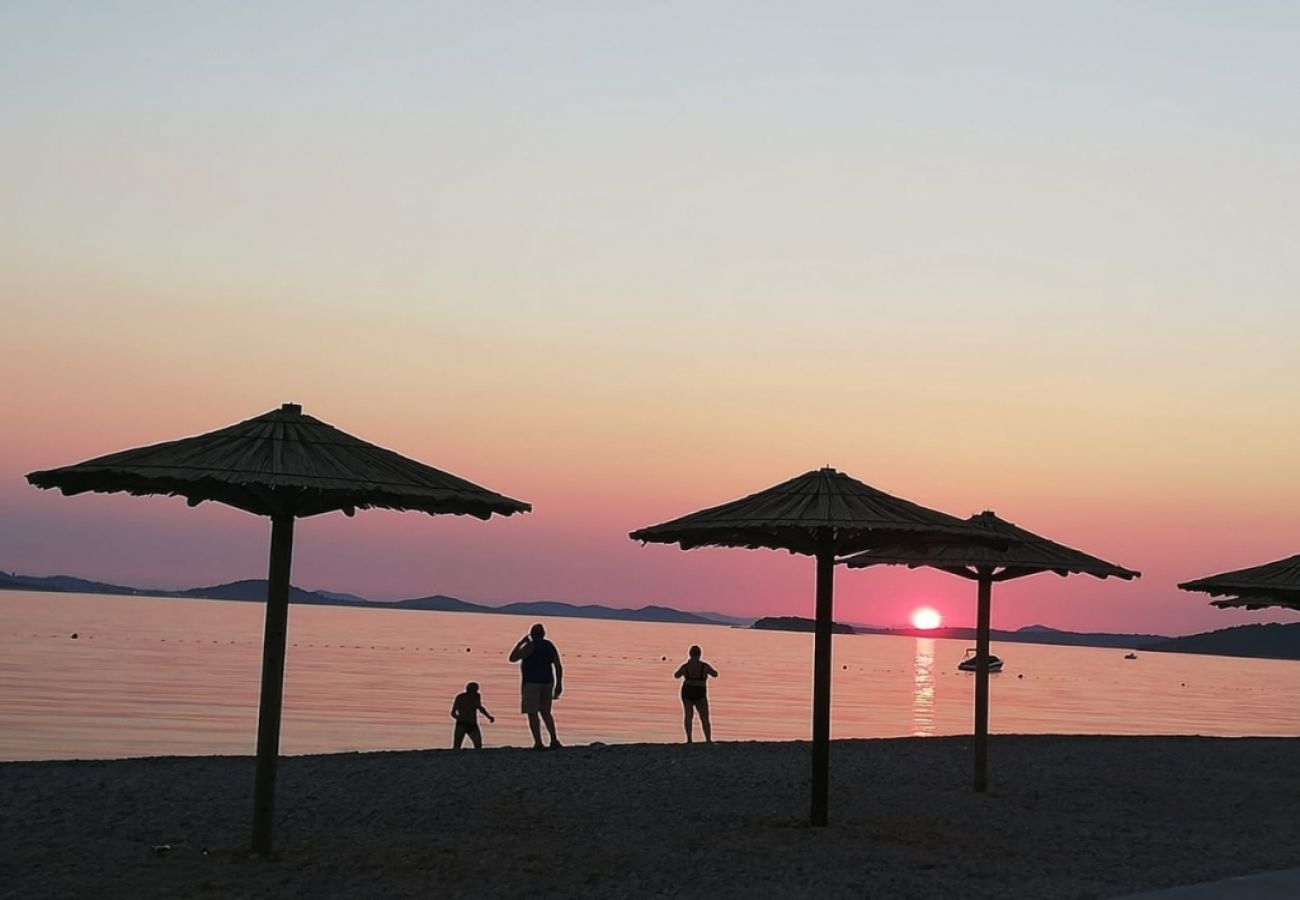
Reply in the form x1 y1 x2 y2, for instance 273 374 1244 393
2 736 1298 899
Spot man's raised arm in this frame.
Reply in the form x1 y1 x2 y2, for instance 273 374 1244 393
508 635 534 662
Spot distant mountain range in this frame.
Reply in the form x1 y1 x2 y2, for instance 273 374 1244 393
4 569 1296 660
1139 622 1300 660
0 570 747 628
856 623 1171 650
754 616 1299 661
0 571 145 595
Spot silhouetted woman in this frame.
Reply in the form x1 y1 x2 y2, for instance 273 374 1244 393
674 645 718 743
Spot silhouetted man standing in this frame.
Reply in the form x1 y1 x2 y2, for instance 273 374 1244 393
509 623 563 750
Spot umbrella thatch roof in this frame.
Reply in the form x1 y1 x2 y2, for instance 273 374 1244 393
27 403 531 520
1179 554 1300 612
628 467 994 557
843 510 1140 582
1206 594 1300 612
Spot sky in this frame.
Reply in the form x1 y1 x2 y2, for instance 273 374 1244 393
2 2 1298 635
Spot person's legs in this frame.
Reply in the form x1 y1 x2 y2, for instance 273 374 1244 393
539 710 560 746
469 725 482 749
454 723 467 749
697 696 712 743
682 698 695 743
522 684 545 748
533 686 559 747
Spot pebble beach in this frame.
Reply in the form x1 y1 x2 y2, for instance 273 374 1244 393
3 735 1298 899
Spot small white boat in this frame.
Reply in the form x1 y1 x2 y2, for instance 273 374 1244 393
958 648 1003 673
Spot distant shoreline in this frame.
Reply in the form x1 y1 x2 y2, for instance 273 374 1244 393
748 613 1300 661
5 571 1299 660
0 571 748 628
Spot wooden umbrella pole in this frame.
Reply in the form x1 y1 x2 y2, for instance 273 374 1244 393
973 568 993 793
252 513 295 855
810 534 836 827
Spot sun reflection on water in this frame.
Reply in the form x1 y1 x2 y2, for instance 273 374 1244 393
912 637 936 737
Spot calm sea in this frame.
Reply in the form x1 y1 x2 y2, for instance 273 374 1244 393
1 591 1297 761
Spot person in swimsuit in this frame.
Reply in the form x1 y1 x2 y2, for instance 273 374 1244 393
673 645 718 744
450 682 495 749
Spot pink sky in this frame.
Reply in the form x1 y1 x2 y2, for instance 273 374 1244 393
3 383 1297 636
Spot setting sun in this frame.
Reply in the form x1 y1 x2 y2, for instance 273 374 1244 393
911 607 943 630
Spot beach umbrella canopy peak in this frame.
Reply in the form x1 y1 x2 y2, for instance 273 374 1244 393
27 402 530 520
844 509 1140 582
630 467 999 557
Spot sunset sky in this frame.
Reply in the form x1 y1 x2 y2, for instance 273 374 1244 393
3 3 1298 635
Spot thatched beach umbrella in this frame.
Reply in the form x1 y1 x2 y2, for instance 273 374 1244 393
27 403 529 854
1179 554 1300 612
629 467 996 826
844 510 1139 792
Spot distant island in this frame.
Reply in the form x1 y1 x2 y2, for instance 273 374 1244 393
855 621 1300 662
3 568 1296 660
0 570 749 628
753 615 855 635
855 623 1171 651
1139 622 1300 661
753 618 1298 662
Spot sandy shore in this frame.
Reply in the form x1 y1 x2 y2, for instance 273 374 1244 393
3 736 1298 899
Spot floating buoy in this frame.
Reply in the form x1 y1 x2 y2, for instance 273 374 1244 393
466 647 471 653
70 633 78 639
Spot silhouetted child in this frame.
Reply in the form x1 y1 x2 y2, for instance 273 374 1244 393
451 682 494 749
